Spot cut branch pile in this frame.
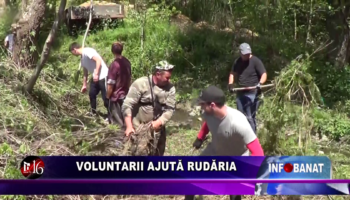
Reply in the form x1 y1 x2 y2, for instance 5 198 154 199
273 55 322 107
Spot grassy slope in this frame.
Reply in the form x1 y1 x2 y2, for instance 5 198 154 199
1 8 350 200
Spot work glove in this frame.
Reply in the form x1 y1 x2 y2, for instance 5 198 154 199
256 83 262 96
192 137 204 149
256 83 261 89
228 84 235 93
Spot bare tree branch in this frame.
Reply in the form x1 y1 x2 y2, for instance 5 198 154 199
25 0 67 93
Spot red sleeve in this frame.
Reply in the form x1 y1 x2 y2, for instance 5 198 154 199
246 138 264 156
197 121 209 140
107 61 120 81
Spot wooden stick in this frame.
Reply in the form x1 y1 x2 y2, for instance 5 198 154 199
78 0 93 71
233 83 275 91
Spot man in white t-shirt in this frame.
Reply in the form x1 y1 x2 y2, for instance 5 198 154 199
4 33 14 56
186 85 264 200
69 42 109 116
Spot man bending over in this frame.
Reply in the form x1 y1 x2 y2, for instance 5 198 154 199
69 42 109 117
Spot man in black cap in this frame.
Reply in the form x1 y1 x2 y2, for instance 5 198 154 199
188 85 264 200
228 43 267 134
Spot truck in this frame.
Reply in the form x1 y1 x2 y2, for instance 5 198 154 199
65 1 125 35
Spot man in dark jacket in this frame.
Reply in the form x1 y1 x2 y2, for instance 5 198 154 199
228 43 267 134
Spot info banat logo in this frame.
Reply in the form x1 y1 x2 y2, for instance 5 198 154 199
20 156 45 179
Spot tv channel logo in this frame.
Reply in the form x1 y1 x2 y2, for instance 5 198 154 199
20 156 45 179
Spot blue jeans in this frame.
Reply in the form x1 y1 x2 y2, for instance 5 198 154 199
236 92 260 134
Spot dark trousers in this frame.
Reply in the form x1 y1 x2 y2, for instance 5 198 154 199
89 78 108 114
153 126 166 156
236 92 260 134
108 98 125 126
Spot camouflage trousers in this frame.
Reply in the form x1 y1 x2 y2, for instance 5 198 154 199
125 122 166 156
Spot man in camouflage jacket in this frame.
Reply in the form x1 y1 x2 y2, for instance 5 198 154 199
121 60 176 156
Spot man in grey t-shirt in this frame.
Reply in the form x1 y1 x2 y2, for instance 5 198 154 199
186 85 264 200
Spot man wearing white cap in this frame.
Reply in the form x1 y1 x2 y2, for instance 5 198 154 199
228 43 267 134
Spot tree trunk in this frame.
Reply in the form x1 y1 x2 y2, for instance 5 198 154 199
0 0 5 15
294 10 297 40
11 0 46 68
334 4 350 68
22 0 28 10
25 0 67 93
1 0 6 7
335 32 350 68
326 1 350 68
306 0 313 45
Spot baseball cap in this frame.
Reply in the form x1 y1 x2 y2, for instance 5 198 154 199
197 85 226 105
239 43 252 55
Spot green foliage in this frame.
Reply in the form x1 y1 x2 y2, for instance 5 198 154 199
274 57 323 106
0 9 17 41
173 27 234 79
312 108 350 140
256 56 350 156
51 4 181 82
311 62 350 107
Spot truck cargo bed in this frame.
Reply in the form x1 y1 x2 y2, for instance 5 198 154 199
66 4 124 20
